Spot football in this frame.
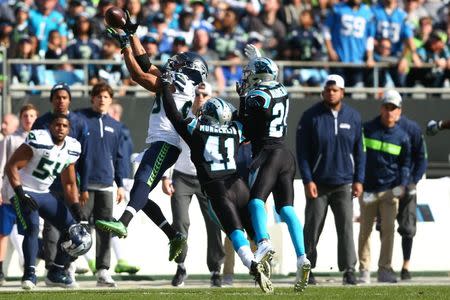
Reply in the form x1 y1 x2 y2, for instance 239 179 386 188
105 6 126 29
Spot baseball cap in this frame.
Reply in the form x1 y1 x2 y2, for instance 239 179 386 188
141 34 158 44
50 82 72 101
324 74 345 89
382 90 402 108
173 36 187 45
196 82 212 96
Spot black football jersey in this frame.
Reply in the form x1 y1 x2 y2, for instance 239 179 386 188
240 81 289 155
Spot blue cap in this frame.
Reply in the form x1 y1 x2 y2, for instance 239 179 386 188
50 82 71 101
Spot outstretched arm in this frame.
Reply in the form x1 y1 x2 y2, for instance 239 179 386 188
122 46 162 92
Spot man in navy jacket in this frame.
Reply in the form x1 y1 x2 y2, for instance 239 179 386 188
297 75 365 285
358 90 411 284
77 82 126 287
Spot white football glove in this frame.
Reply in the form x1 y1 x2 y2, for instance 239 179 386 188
244 44 261 59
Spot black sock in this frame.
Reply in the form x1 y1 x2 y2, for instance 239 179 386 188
119 210 134 227
0 261 3 274
402 236 413 262
142 199 177 240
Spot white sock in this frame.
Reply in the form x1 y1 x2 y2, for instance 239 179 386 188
297 254 307 267
237 245 254 269
111 236 123 260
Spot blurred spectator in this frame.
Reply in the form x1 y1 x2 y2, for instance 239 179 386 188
191 28 226 95
90 37 131 96
0 21 13 57
324 0 375 87
142 0 161 21
91 0 114 39
190 0 213 31
66 0 85 38
67 12 102 77
45 29 70 70
0 1 14 24
141 34 160 60
159 36 190 64
406 30 450 88
125 0 148 38
413 16 433 48
149 12 167 47
222 0 261 17
29 0 68 57
284 9 327 87
221 49 243 87
372 0 421 87
367 38 399 87
11 36 40 89
211 7 247 59
404 0 429 32
277 0 310 31
176 7 195 45
1 114 19 140
152 0 182 54
436 7 450 41
245 0 286 58
10 3 32 48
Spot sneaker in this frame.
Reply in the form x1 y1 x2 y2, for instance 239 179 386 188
0 272 4 286
88 259 96 275
294 258 311 292
401 268 411 280
377 268 397 283
308 271 317 285
250 261 273 293
254 240 275 263
95 219 128 238
114 259 140 274
96 269 117 287
358 270 371 284
343 268 357 285
21 269 37 290
168 232 187 261
46 266 78 288
222 274 233 286
171 265 187 287
210 272 222 288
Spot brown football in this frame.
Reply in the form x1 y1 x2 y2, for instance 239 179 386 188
105 7 126 28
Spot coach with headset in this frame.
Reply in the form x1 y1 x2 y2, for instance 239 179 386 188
296 74 365 285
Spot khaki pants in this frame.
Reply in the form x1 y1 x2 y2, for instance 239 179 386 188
358 189 399 271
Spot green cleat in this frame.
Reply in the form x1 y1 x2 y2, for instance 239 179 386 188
114 259 140 274
95 220 128 238
168 232 187 261
88 259 96 275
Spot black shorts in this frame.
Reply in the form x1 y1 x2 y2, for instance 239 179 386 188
397 191 417 238
202 175 253 239
248 146 296 212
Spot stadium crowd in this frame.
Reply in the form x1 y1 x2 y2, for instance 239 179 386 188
1 0 450 94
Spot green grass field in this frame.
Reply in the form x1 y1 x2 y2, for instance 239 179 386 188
1 286 450 300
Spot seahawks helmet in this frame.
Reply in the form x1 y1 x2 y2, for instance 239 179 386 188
61 224 92 257
166 52 208 86
238 57 278 95
199 97 233 126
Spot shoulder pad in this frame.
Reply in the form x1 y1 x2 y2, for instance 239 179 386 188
26 130 54 149
245 89 271 109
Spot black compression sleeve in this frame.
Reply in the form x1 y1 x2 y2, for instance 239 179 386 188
134 54 152 73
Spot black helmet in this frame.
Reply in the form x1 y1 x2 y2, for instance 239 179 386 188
166 52 208 86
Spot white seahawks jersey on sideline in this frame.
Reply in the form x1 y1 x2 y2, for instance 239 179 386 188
17 129 81 195
146 75 195 148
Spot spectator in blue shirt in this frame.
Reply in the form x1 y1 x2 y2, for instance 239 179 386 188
323 0 375 87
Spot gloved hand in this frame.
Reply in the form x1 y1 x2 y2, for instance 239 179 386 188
14 185 38 211
244 44 261 59
426 120 441 136
161 71 188 92
236 81 245 96
106 27 130 51
123 10 139 36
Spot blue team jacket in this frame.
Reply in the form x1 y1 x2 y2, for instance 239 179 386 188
77 108 125 188
297 101 365 186
397 116 427 184
32 111 90 192
363 116 411 193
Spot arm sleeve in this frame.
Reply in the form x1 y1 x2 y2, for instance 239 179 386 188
411 131 428 184
399 136 412 187
353 117 366 183
161 82 193 144
297 113 313 184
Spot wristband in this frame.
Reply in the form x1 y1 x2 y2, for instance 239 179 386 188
70 203 83 222
135 54 152 73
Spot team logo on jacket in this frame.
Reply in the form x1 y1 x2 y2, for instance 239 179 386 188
104 126 114 133
339 123 351 130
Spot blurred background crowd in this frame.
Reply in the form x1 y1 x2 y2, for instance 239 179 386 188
1 0 450 96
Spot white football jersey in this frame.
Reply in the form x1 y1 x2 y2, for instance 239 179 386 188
146 75 195 149
17 129 81 195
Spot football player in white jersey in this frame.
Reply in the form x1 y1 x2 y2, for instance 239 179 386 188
96 16 208 262
5 114 91 290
